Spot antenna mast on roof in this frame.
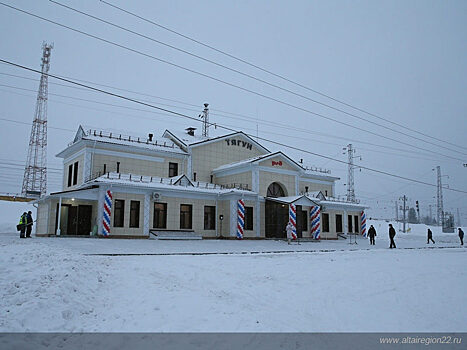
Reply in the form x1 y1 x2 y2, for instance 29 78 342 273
201 103 209 138
22 42 53 198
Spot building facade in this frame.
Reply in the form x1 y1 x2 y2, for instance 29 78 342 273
35 126 366 239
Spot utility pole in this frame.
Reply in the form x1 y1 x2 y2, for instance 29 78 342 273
343 144 361 203
416 200 420 223
429 204 432 223
436 166 445 228
399 195 408 233
200 103 209 138
395 201 399 222
457 208 461 227
22 42 53 198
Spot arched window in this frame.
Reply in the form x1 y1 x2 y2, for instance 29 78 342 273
267 182 285 198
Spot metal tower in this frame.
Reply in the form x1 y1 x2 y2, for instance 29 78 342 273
201 103 209 138
345 144 359 202
22 42 53 198
436 166 444 227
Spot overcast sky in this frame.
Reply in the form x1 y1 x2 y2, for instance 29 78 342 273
0 0 466 221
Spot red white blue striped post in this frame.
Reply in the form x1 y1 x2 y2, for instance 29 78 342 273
361 211 367 237
289 204 297 240
102 190 112 236
310 206 321 239
237 199 245 239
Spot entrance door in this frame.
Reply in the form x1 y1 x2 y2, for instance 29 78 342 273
77 205 92 235
67 206 78 235
295 205 303 238
265 200 289 238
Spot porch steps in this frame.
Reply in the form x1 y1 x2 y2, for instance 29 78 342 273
150 230 202 240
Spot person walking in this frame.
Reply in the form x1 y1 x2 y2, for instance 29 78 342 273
427 228 435 244
26 211 33 238
368 225 377 245
286 221 294 245
459 228 464 246
388 223 396 248
18 212 27 238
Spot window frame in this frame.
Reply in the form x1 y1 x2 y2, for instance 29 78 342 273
354 215 359 233
129 200 140 228
169 162 178 177
67 164 73 187
180 204 193 230
336 214 343 233
153 203 167 229
114 199 125 228
322 213 330 232
73 161 78 185
244 206 253 231
204 206 216 230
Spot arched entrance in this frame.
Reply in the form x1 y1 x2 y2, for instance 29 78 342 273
265 182 289 238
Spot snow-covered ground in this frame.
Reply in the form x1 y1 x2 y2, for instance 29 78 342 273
0 201 465 332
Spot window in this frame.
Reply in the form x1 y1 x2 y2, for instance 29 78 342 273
67 164 73 187
354 215 359 233
322 213 330 232
302 211 308 231
73 162 78 185
153 203 167 229
348 215 353 233
103 164 107 174
130 201 140 228
336 214 343 233
305 186 309 193
114 199 125 227
325 190 328 196
267 182 285 197
244 206 253 230
169 162 178 177
204 206 216 230
180 204 192 229
193 172 197 181
116 161 120 173
210 175 213 183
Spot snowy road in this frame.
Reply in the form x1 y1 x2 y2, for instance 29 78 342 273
1 225 466 332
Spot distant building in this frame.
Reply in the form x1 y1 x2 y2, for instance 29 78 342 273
35 126 366 239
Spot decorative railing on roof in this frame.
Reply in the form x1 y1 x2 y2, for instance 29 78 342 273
303 166 331 174
87 172 251 191
323 195 361 204
69 129 178 150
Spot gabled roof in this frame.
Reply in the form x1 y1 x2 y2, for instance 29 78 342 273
212 151 304 173
266 195 320 206
163 129 270 153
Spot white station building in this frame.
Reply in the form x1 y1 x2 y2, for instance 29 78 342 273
35 125 367 239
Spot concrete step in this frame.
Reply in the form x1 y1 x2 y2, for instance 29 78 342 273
150 230 202 240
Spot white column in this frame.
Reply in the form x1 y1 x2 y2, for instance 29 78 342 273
295 175 299 195
56 197 62 236
229 199 237 237
255 197 261 237
143 194 150 237
252 168 259 193
343 209 348 234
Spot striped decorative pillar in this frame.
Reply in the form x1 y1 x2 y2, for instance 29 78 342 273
102 190 112 236
361 211 367 237
237 199 245 239
289 204 297 239
310 206 321 240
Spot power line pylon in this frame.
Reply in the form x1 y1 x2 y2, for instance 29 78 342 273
200 103 209 138
344 144 361 202
22 42 53 198
436 166 444 228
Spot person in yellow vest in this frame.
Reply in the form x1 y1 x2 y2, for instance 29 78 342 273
18 212 27 238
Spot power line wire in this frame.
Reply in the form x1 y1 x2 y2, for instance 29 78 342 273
1 2 465 162
50 0 467 157
99 0 467 153
1 58 466 195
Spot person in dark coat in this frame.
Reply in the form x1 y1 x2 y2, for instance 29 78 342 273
368 225 376 245
427 228 435 244
388 223 396 248
19 212 27 238
459 228 464 246
26 211 33 238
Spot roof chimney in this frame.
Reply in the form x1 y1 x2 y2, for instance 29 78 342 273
186 127 196 136
148 133 153 142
